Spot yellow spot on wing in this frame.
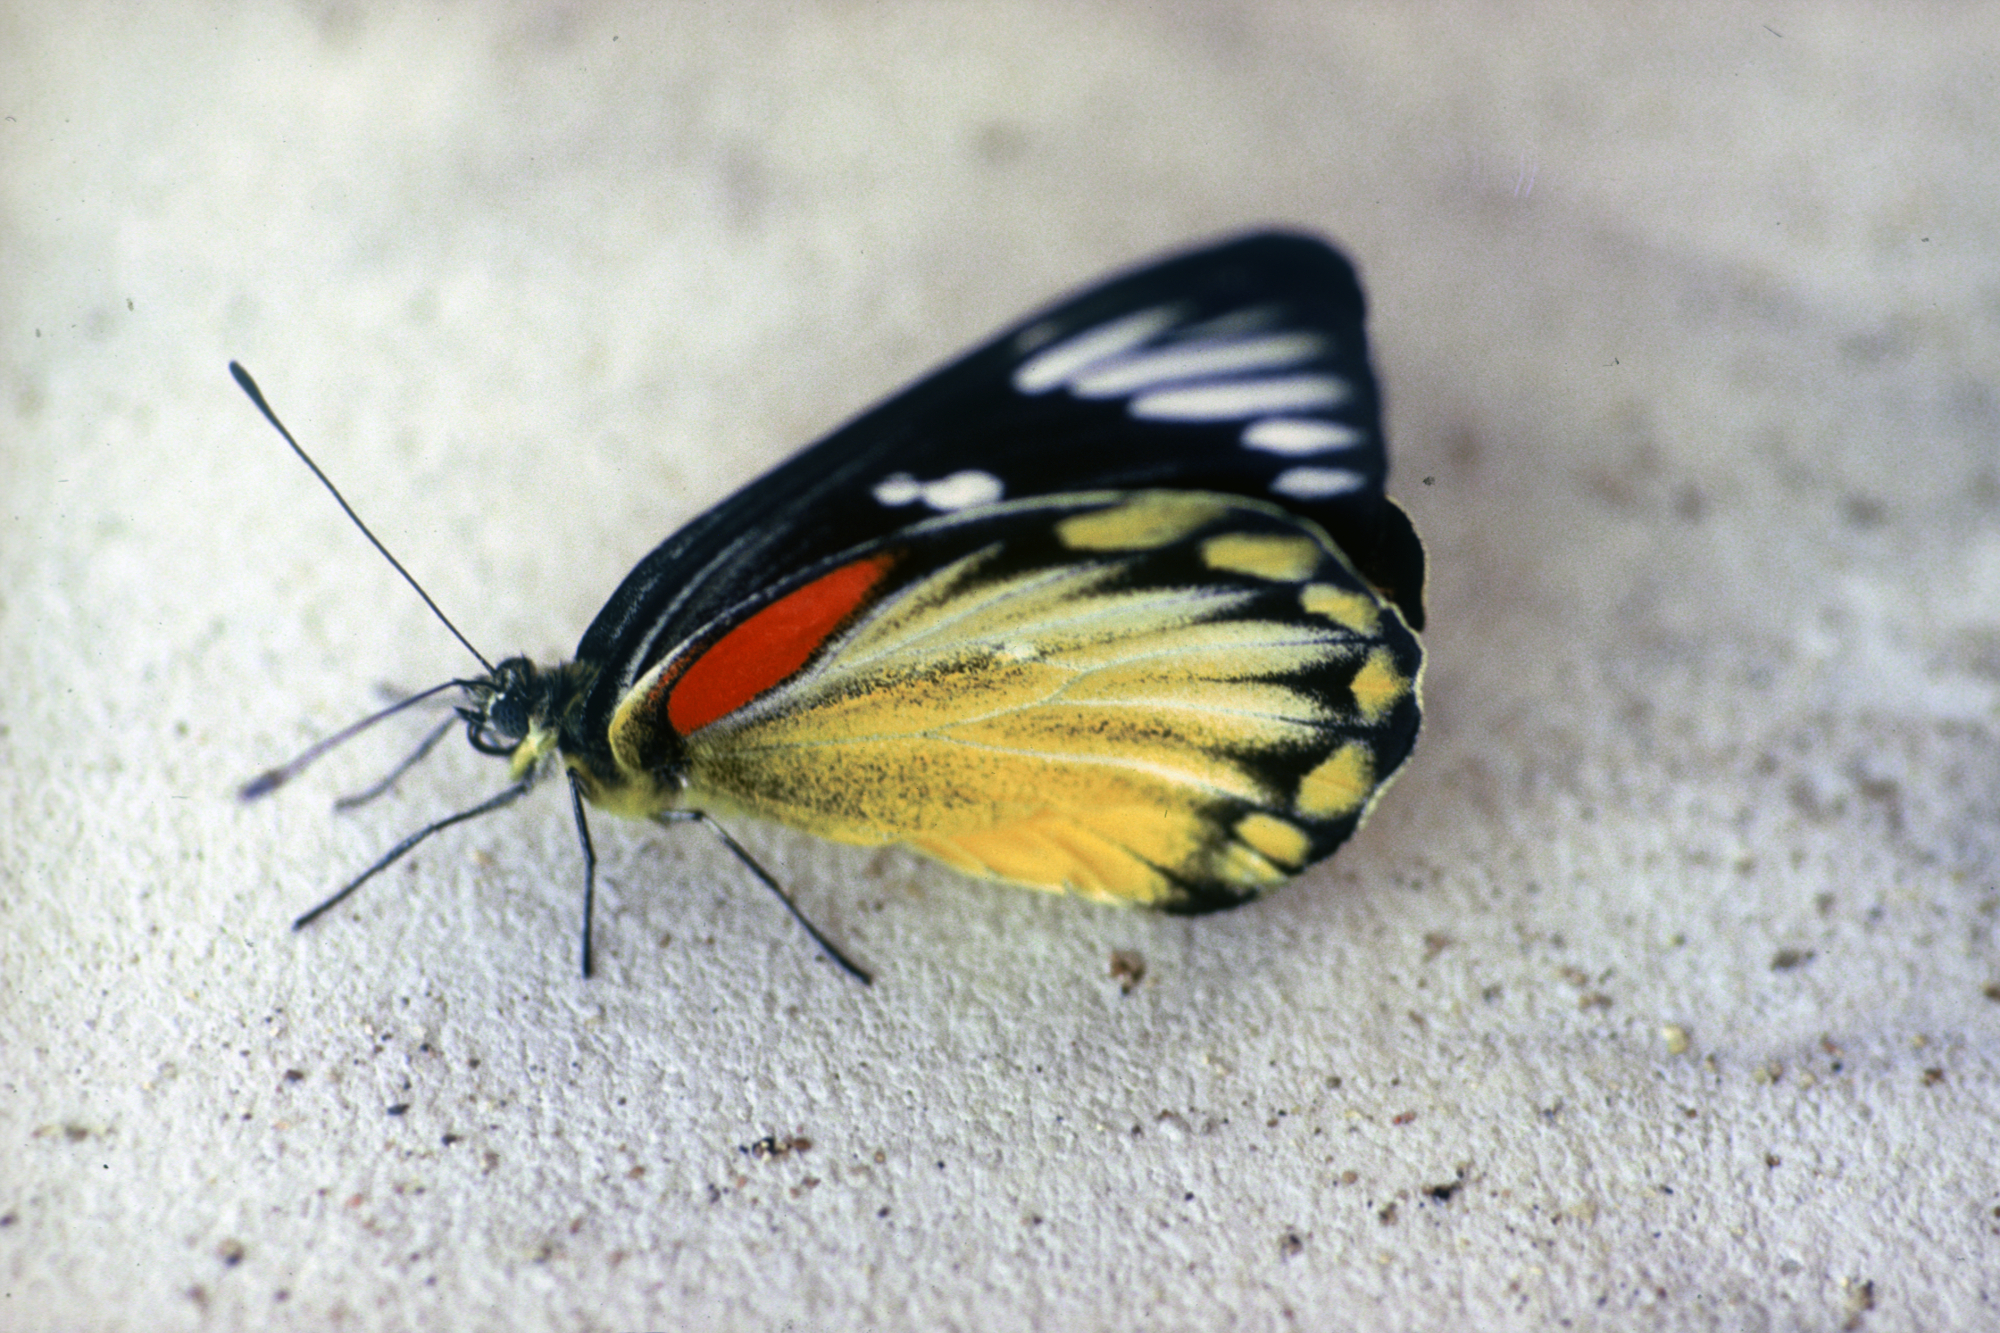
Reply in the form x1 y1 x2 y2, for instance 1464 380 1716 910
1348 647 1408 722
1201 532 1322 582
1295 742 1374 820
1301 583 1379 636
1234 812 1312 869
1211 837 1292 888
1057 493 1231 551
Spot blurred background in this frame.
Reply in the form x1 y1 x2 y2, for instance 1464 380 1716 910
4 5 1996 1329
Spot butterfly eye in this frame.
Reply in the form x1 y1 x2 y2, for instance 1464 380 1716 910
471 659 541 743
487 689 530 741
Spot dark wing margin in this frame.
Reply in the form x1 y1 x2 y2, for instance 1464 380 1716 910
573 231 1422 737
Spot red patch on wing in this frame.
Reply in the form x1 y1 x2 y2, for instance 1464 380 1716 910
666 553 898 735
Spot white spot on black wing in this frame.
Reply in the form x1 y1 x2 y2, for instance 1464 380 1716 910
1241 418 1363 456
873 473 923 506
1068 333 1328 398
875 470 1006 511
1012 305 1188 394
1271 466 1367 499
1132 375 1347 422
918 470 1005 510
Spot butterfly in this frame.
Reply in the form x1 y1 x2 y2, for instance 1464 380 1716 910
235 230 1425 982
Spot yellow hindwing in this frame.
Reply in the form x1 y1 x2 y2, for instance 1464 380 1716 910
673 492 1421 910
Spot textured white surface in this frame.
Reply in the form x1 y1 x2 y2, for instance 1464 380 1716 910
5 4 1998 1330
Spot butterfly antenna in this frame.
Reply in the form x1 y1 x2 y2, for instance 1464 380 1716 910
240 679 464 802
230 362 496 674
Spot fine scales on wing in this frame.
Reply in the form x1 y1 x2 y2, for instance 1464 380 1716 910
237 231 1426 980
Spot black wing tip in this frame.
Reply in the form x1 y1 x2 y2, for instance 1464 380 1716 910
1188 224 1363 274
1150 227 1360 280
1170 225 1345 256
1060 229 1370 340
1161 883 1265 917
1368 498 1428 634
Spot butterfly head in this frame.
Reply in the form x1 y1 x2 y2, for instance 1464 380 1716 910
461 656 596 782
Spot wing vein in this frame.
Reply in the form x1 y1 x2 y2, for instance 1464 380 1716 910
826 571 1258 678
923 733 1263 801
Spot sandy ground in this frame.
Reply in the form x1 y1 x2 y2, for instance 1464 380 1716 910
4 4 1997 1330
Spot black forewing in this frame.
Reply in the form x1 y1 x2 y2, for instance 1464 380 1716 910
573 231 1422 735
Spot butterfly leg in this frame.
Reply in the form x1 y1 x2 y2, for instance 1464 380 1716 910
292 776 536 931
568 774 599 979
653 810 873 986
333 715 458 811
